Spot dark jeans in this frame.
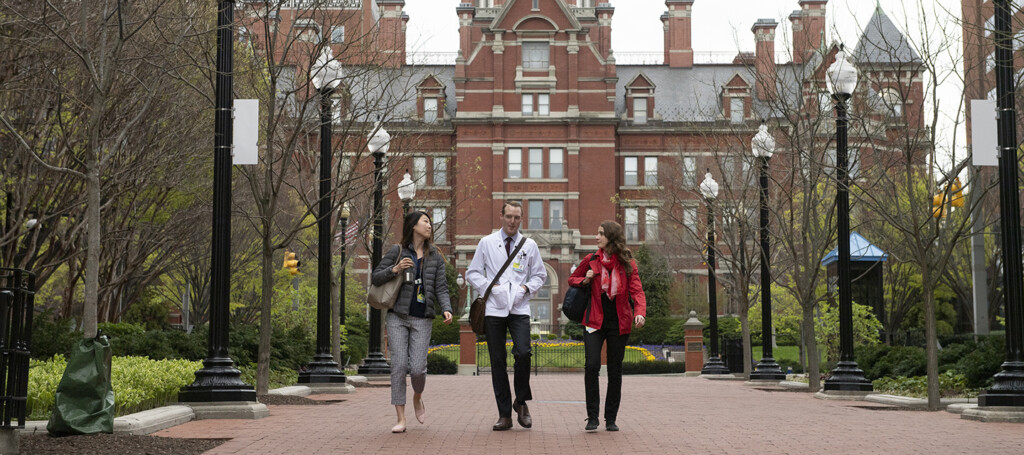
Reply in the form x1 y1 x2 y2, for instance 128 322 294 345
484 314 532 418
584 328 629 422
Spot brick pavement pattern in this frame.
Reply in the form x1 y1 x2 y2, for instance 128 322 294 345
156 375 1024 454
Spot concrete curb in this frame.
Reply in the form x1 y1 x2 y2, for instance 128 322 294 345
268 386 312 397
864 394 975 410
961 406 1024 423
113 405 195 435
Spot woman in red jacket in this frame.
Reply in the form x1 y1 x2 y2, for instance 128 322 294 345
568 220 647 432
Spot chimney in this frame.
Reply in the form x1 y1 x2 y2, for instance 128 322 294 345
376 0 407 68
662 0 695 68
791 0 827 64
752 19 778 100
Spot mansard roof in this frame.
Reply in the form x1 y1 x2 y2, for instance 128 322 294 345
853 5 921 67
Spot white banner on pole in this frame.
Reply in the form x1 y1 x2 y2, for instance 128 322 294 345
970 99 998 167
233 99 259 165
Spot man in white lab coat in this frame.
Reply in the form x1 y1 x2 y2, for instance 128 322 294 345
466 200 547 431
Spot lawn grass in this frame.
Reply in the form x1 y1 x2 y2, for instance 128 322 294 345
427 342 653 368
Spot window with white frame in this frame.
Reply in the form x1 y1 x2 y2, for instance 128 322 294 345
295 20 320 42
549 148 563 178
432 207 447 241
625 208 639 241
532 0 539 10
331 97 344 123
818 91 833 115
508 148 522 178
730 97 744 123
645 208 659 242
331 26 345 43
644 157 658 186
412 157 427 185
849 148 860 180
720 155 735 184
682 156 696 187
683 206 698 231
550 200 564 229
634 97 648 124
529 200 543 230
424 98 438 123
624 157 638 186
528 148 543 178
522 42 550 69
743 157 755 186
538 93 550 116
432 157 447 186
522 93 533 115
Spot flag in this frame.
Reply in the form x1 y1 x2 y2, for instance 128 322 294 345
335 219 360 250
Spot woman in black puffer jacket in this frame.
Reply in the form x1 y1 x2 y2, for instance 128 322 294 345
372 211 453 433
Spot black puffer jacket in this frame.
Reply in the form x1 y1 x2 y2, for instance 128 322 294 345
371 244 452 318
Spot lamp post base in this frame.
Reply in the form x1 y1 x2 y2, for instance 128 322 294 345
701 356 732 375
358 352 391 375
749 357 786 380
823 360 873 391
977 361 1024 407
178 357 257 402
298 353 347 384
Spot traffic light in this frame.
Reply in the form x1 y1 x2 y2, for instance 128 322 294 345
949 178 964 208
932 177 965 219
283 250 300 275
932 193 947 219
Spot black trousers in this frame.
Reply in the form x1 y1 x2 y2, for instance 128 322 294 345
484 314 532 418
584 328 629 422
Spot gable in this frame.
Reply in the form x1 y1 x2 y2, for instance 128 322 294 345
417 74 444 89
490 0 582 32
626 73 656 89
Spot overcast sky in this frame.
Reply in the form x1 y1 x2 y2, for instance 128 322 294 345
402 0 967 171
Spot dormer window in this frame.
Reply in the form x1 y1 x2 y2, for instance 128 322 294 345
634 98 648 124
625 73 656 125
522 42 549 69
424 98 438 123
417 74 446 123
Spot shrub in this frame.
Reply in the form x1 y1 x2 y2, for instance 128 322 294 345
426 353 457 374
872 370 974 398
663 319 688 346
955 335 1004 388
238 364 298 391
28 355 202 420
628 317 676 345
858 345 926 380
431 317 460 345
622 360 686 375
563 320 585 341
30 309 81 360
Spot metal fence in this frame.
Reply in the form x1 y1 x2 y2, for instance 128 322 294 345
0 268 34 429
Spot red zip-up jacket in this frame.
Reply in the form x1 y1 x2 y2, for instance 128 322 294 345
567 253 647 335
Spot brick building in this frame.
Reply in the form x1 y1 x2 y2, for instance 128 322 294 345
248 0 924 328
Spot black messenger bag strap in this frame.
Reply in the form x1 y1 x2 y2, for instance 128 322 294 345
479 237 528 303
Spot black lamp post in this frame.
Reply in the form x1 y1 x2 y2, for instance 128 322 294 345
977 0 1024 407
700 170 730 375
359 123 392 375
337 202 349 357
749 123 785 381
300 47 345 384
398 171 416 216
824 46 872 392
179 0 256 402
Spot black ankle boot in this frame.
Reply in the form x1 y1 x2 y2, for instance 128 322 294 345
584 417 599 431
605 421 619 431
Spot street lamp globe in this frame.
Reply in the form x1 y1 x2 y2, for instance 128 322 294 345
699 170 719 200
397 171 417 202
340 201 350 219
827 46 858 97
751 123 775 158
456 273 465 288
367 123 391 157
310 46 343 91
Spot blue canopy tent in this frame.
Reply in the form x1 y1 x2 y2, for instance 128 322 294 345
822 232 889 324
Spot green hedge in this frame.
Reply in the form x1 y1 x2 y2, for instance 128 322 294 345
856 336 1005 387
28 355 202 420
431 318 460 345
872 371 975 398
426 353 457 374
627 317 678 345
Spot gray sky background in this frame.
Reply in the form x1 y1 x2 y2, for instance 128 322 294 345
402 0 967 173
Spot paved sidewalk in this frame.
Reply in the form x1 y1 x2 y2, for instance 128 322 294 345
156 375 1024 454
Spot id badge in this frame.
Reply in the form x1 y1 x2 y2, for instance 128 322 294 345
417 290 425 304
512 261 525 272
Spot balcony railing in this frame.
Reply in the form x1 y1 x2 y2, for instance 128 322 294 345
276 0 361 9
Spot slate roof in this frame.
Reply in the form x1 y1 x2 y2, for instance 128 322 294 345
822 232 889 265
852 5 921 66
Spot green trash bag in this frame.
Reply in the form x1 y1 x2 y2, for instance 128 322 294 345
46 335 115 435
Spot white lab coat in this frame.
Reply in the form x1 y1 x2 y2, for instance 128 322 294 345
466 230 547 318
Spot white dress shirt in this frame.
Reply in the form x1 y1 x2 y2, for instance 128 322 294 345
466 230 547 318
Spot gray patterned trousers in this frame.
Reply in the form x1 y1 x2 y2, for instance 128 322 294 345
386 311 434 406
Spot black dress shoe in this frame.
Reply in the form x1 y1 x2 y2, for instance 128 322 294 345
605 421 619 432
492 417 513 431
512 401 532 428
584 418 599 432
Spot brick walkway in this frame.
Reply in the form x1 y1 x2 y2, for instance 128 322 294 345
156 375 1024 454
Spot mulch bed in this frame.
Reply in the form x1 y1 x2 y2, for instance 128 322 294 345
20 433 226 455
20 394 343 453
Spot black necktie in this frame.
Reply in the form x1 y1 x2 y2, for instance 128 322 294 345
505 237 512 256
